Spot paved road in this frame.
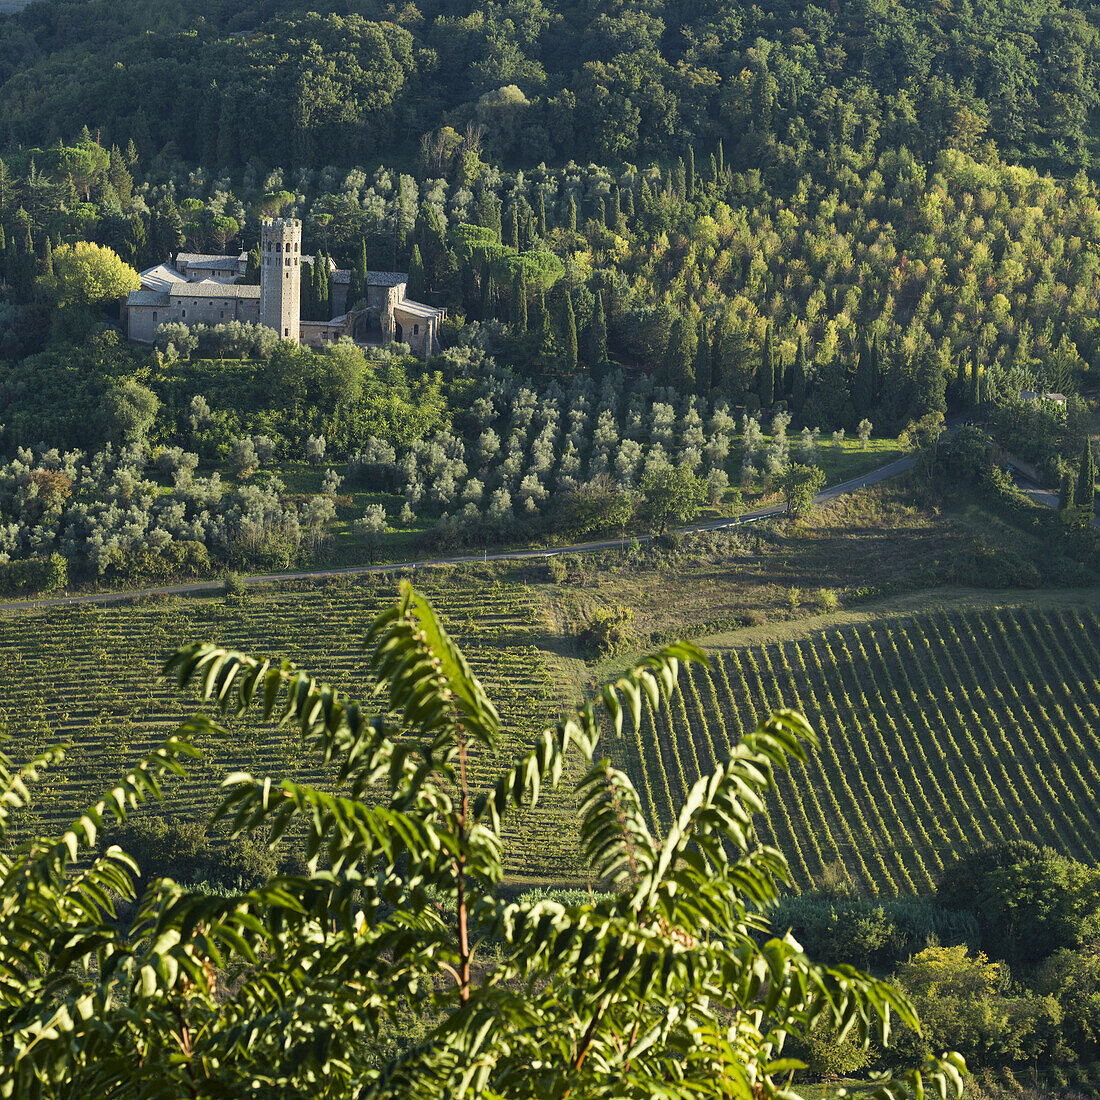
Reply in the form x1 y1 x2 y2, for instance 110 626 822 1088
0 452 917 614
1016 475 1100 529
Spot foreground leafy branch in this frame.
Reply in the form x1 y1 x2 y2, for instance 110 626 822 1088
0 582 966 1099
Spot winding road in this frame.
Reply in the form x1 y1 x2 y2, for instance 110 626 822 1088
0 453 917 614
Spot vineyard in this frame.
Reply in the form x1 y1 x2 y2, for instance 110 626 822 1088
0 571 582 878
626 604 1100 895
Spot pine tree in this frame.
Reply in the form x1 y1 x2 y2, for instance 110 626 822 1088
853 332 874 414
1078 437 1095 516
792 334 808 415
686 147 696 199
535 189 547 237
759 322 775 408
512 271 527 335
1060 471 1076 511
407 244 426 299
588 290 607 373
562 290 578 371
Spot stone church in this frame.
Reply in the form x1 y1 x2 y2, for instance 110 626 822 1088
123 217 445 358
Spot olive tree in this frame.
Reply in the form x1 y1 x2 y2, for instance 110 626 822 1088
0 587 965 1100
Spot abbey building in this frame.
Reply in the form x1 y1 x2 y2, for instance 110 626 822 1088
123 218 445 358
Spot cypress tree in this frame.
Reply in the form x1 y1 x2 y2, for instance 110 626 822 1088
512 271 527 334
521 208 536 250
481 266 496 321
566 195 577 234
694 320 711 398
594 197 605 228
970 359 980 408
759 322 775 408
535 189 547 237
531 286 549 342
505 205 519 251
955 353 966 403
871 331 881 401
588 290 608 373
1077 437 1095 516
663 316 695 392
1060 470 1076 511
610 186 622 233
709 153 718 187
562 290 578 372
301 260 314 320
674 159 686 201
853 332 874 414
639 177 654 226
40 236 52 278
716 139 725 177
792 334 808 415
407 244 426 299
621 183 634 220
686 147 696 199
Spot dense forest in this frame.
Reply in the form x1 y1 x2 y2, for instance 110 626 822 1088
1 0 1099 177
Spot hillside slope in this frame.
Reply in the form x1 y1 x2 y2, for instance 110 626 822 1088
625 597 1100 895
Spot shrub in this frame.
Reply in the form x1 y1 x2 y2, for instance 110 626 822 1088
950 545 1040 589
576 604 636 658
0 553 67 596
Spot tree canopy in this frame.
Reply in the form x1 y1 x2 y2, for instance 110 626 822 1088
0 584 966 1099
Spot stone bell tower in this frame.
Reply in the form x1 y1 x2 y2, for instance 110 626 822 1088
260 217 302 343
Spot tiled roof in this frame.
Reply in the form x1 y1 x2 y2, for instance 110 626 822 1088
176 252 248 267
394 299 445 319
367 271 408 287
170 281 260 299
139 263 185 293
127 290 171 307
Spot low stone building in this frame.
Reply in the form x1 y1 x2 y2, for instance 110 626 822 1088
124 222 445 358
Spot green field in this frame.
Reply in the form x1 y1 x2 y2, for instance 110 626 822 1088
0 570 583 879
623 602 1100 895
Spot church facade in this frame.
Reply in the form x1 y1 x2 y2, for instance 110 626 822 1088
123 218 445 358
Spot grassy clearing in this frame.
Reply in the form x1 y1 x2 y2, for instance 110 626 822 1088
544 481 971 649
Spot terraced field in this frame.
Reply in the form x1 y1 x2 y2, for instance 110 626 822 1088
0 572 581 879
625 605 1100 895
